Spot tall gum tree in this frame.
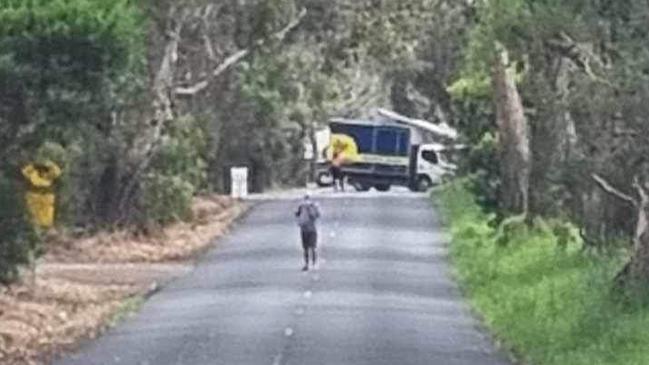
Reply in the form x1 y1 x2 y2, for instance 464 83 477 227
451 0 531 215
491 43 530 214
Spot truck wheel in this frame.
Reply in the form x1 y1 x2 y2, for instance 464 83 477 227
316 171 333 187
375 184 391 192
416 176 433 192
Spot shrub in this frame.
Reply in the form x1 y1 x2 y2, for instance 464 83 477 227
464 132 500 211
140 173 195 225
151 116 209 192
437 181 649 365
0 173 40 284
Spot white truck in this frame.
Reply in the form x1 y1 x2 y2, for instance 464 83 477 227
315 118 457 192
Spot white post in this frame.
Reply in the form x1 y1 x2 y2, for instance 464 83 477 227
230 167 249 198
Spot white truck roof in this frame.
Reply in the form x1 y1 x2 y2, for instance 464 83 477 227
376 109 459 140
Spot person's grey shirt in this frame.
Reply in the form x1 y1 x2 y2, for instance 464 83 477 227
296 201 320 232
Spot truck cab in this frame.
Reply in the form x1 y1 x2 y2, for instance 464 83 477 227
411 144 457 191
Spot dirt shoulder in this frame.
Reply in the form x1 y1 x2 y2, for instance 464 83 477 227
0 195 248 365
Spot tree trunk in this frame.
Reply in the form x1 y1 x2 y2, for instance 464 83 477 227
492 45 531 215
627 182 649 284
593 175 649 287
111 6 187 222
308 123 317 184
528 56 579 216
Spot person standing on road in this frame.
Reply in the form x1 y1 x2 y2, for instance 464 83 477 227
330 152 345 192
295 194 321 271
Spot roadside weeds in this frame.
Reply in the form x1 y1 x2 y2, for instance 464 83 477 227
436 182 649 365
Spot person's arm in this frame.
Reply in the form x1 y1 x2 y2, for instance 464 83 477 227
22 164 51 188
44 160 62 180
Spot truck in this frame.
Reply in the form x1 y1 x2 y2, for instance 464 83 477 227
324 118 456 192
312 128 335 188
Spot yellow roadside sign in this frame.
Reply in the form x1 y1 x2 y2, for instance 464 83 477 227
22 161 61 228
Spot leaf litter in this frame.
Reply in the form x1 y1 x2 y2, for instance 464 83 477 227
0 195 247 364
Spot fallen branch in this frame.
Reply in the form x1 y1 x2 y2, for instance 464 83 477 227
175 8 307 97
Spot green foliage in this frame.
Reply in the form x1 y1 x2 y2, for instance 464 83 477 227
140 174 195 225
463 133 500 210
0 0 144 67
225 54 310 190
447 74 491 99
346 0 442 66
0 0 145 144
108 296 145 327
152 116 209 192
437 182 649 365
494 214 528 246
35 142 68 168
142 116 208 225
0 173 40 284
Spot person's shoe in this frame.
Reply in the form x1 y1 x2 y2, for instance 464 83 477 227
302 265 309 272
312 262 319 271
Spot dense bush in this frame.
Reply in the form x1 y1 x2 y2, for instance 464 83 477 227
437 181 649 365
137 115 208 226
463 132 499 211
0 173 40 284
150 116 209 192
0 0 144 141
0 0 145 281
140 174 195 225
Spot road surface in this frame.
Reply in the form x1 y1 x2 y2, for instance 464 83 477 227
53 192 510 365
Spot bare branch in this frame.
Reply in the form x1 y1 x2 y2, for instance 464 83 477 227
175 48 249 95
633 177 649 205
592 174 638 207
176 8 307 97
200 5 217 61
202 35 216 61
547 32 614 88
559 32 606 69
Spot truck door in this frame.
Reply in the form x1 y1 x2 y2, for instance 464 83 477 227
417 147 444 184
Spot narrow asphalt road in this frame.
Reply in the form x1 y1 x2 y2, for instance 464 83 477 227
53 192 510 365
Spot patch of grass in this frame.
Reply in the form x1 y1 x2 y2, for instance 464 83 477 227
437 182 649 365
108 296 145 327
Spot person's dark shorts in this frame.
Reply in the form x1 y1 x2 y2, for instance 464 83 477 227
330 166 342 179
301 230 317 249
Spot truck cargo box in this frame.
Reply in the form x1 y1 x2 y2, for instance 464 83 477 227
329 120 411 178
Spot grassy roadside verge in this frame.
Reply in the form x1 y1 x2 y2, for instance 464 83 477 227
108 296 146 328
436 182 649 365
